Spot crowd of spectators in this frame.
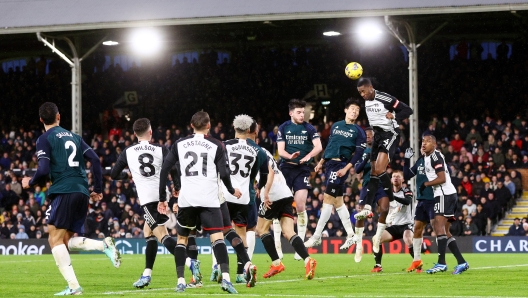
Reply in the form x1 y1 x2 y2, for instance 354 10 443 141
1 39 528 240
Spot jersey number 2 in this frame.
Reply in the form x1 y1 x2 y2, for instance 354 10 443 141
64 141 79 167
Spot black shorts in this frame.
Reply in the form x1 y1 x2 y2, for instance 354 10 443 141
142 202 169 231
359 185 388 206
280 163 312 192
324 160 349 197
220 202 232 229
435 193 457 220
371 127 400 162
386 223 413 240
176 206 224 236
414 200 435 223
258 197 294 221
46 193 89 234
227 202 249 227
247 201 258 229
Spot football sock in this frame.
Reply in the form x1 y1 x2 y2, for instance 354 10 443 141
314 203 332 238
413 238 423 261
175 244 187 278
146 236 158 269
374 244 383 265
355 227 364 249
185 257 191 269
211 250 217 268
246 231 256 260
297 211 308 241
375 223 387 239
273 219 282 248
336 205 355 237
290 235 309 260
142 268 152 277
408 246 415 258
447 237 466 264
261 233 280 261
225 229 250 267
67 237 104 251
212 239 230 278
237 260 244 275
52 244 80 290
365 176 380 207
378 172 394 201
437 235 448 265
186 234 198 260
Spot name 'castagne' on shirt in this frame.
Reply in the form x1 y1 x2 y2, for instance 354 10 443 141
182 140 213 150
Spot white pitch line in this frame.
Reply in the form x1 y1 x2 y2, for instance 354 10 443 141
102 263 528 295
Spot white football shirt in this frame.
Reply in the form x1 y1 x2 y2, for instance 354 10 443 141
260 148 293 202
424 149 457 196
222 139 258 205
112 141 166 205
176 134 224 208
390 187 414 226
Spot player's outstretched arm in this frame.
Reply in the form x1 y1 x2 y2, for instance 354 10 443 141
393 188 413 205
110 149 130 181
403 149 419 181
300 137 322 164
159 150 179 202
354 153 370 174
393 99 413 122
82 140 103 194
261 163 275 209
215 144 238 196
347 127 367 168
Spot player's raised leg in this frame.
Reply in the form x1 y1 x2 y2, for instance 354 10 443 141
258 217 286 279
280 216 317 280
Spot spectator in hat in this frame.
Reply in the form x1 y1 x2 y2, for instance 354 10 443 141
506 218 525 236
15 224 29 239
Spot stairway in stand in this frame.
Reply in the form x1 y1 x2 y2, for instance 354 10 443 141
492 191 528 236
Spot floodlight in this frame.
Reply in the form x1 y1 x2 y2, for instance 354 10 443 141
323 31 341 37
357 22 384 40
131 28 162 55
103 41 119 46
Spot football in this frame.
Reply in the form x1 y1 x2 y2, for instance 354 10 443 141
344 62 363 80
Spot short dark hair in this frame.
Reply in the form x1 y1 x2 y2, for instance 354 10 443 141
133 118 151 137
345 98 361 109
357 77 372 88
423 134 437 143
364 126 373 132
39 102 59 125
191 111 210 130
249 119 258 134
288 99 306 111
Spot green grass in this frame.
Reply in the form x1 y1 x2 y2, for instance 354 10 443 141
2 253 527 297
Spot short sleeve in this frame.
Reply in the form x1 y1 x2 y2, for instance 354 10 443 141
307 123 320 140
431 151 446 173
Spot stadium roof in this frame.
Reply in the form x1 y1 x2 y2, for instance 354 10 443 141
1 0 528 34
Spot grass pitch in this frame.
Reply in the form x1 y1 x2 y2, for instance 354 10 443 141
2 253 527 297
